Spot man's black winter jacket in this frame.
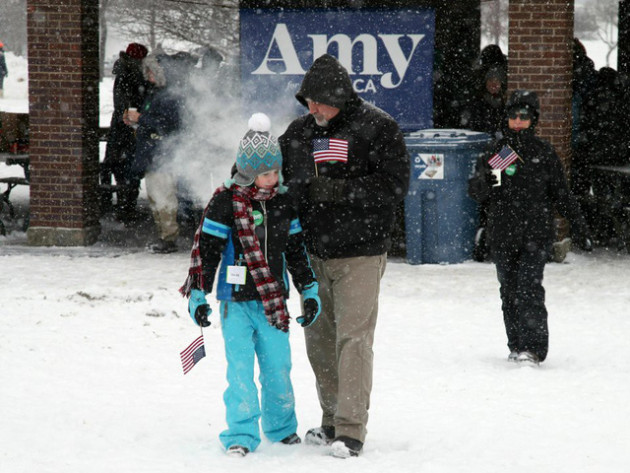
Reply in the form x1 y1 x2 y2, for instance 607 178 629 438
280 102 409 259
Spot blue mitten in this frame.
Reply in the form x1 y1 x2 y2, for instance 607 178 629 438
297 282 321 327
188 289 212 327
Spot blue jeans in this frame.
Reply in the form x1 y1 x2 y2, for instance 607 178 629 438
219 300 297 452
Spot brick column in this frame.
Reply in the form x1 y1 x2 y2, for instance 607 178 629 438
508 0 574 168
508 0 574 243
26 0 100 246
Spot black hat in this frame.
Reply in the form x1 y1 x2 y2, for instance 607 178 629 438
507 90 540 125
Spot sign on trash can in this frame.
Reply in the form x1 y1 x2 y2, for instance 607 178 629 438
404 129 492 264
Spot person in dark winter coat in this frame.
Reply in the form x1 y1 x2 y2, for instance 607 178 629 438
571 38 598 158
571 66 630 244
467 66 508 139
126 50 195 253
0 42 9 97
279 54 410 458
468 90 593 365
101 42 149 221
463 65 508 262
180 113 320 457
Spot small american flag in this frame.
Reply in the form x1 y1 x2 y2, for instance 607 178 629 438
313 138 349 163
180 334 206 375
488 145 520 170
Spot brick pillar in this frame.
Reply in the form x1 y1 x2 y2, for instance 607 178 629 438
26 0 100 246
508 0 574 168
508 0 574 243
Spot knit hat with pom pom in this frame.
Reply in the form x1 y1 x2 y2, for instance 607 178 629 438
234 113 283 187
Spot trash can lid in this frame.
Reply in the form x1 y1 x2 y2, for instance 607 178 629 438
405 128 491 148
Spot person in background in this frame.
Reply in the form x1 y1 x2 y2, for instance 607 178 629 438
0 42 9 98
126 50 194 253
572 65 630 246
467 66 508 139
571 38 597 164
464 65 508 262
279 54 410 458
101 42 149 222
200 45 224 78
180 113 320 457
468 90 592 365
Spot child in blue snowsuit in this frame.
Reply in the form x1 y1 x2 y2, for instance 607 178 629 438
180 113 321 457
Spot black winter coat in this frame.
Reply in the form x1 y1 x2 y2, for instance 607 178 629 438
280 98 410 259
199 188 316 302
468 128 589 251
105 52 148 164
131 87 182 178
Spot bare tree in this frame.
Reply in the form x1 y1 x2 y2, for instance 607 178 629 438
105 0 238 59
574 5 599 41
580 0 618 66
481 0 508 46
0 0 27 56
100 0 110 78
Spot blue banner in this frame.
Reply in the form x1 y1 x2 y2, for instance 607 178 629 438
240 8 435 131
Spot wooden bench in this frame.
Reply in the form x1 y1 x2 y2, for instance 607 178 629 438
0 176 29 235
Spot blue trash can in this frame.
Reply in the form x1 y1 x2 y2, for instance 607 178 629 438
404 129 492 264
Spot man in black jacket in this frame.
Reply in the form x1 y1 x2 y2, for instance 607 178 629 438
468 90 592 365
279 54 410 458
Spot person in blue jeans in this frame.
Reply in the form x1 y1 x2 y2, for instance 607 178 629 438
180 113 321 457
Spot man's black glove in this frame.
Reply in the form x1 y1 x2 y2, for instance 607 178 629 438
296 282 321 328
298 298 320 328
485 169 499 187
309 177 346 203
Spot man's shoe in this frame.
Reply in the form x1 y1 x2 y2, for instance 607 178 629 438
304 425 335 446
517 351 540 364
508 350 519 362
148 239 178 254
280 433 301 445
331 436 363 458
226 445 249 457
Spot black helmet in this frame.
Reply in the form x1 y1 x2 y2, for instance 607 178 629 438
506 89 540 125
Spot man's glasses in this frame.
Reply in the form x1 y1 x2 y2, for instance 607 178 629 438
508 109 532 121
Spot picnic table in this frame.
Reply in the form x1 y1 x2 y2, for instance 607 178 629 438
589 164 630 250
0 152 30 235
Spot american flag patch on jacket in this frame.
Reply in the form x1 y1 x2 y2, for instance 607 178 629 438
312 138 349 163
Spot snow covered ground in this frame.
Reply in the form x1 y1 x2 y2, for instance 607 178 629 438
2 46 630 473
2 243 629 473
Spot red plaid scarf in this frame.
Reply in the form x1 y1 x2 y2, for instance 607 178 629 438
232 184 289 332
180 184 290 332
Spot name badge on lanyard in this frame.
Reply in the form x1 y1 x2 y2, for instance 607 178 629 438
226 265 247 285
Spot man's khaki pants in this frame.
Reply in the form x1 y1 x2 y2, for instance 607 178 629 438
145 170 179 242
305 254 386 443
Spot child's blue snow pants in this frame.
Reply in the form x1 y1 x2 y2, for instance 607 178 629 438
218 300 297 452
